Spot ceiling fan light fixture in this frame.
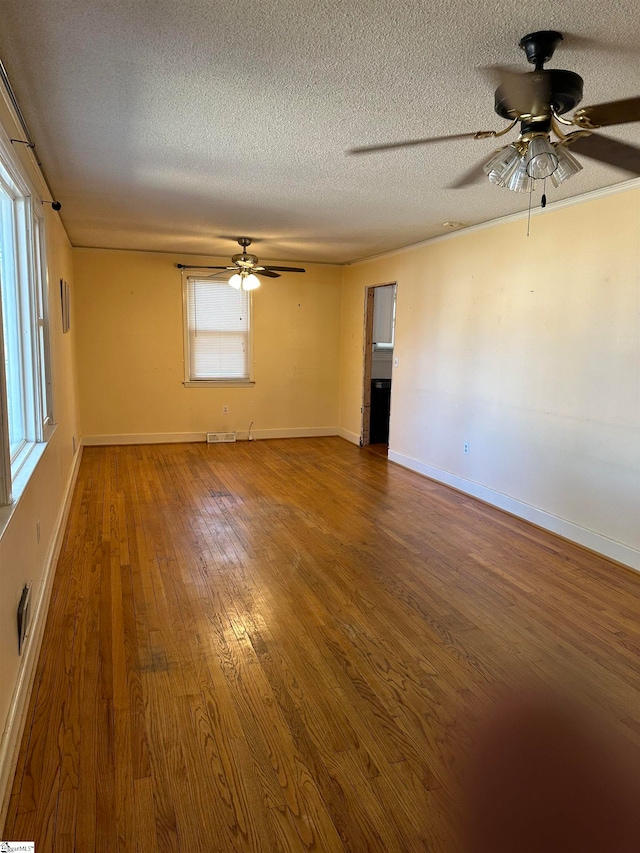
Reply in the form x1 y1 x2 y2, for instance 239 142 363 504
242 273 261 291
525 136 559 179
228 272 242 289
549 144 583 187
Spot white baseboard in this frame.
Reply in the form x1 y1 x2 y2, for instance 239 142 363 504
83 431 206 445
249 427 338 440
388 450 639 572
0 445 84 831
338 427 361 446
83 428 339 446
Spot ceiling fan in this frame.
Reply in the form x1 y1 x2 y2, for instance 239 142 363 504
177 237 306 290
349 31 640 192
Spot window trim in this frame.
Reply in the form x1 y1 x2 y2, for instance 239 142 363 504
181 271 255 386
33 206 54 430
0 296 11 506
0 118 54 508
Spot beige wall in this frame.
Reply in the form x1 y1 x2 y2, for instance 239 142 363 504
0 205 81 802
340 186 640 567
73 249 343 441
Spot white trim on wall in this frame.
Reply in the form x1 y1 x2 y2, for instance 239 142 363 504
0 445 83 830
338 427 361 446
248 427 338 440
388 450 640 572
84 431 207 445
82 428 340 446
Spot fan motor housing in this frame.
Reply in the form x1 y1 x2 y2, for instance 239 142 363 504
494 69 584 120
232 252 259 267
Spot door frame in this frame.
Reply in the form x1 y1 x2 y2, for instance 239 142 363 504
360 282 397 447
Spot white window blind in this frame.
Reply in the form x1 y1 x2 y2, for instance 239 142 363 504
186 278 250 381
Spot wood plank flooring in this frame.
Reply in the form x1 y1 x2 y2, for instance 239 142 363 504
4 438 640 851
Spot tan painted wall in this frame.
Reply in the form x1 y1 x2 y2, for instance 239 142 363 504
0 208 81 769
340 186 640 563
73 249 343 439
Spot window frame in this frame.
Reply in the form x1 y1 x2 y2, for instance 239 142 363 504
0 175 30 466
33 207 54 432
181 272 255 387
0 121 54 509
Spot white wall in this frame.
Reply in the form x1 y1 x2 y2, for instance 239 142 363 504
340 184 640 569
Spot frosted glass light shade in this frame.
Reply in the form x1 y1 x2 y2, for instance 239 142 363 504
525 136 559 179
242 273 261 291
484 144 521 185
549 145 583 187
228 272 242 289
505 158 534 193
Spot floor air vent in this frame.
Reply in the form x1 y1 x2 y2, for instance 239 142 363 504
207 431 236 444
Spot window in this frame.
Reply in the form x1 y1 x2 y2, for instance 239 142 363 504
372 284 396 349
0 132 53 507
0 181 25 461
183 275 253 385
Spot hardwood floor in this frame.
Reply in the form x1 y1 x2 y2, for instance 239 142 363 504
4 438 639 851
364 443 388 458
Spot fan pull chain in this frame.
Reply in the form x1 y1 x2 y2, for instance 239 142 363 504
541 178 547 209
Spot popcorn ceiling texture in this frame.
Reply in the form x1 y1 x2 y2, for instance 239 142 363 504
0 0 638 262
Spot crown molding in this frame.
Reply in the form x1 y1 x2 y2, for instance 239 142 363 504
347 177 640 267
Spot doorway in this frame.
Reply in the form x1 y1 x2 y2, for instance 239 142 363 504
361 283 397 449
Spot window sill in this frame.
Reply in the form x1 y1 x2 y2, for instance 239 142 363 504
183 380 255 388
0 424 57 542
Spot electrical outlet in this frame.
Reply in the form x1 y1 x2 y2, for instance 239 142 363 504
464 442 469 455
222 405 229 414
393 356 399 368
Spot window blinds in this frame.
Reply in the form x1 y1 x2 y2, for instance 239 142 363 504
187 278 250 380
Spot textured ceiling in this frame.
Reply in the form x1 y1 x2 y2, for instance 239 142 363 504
0 0 638 263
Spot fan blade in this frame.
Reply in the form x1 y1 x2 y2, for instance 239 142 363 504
560 32 638 55
565 132 640 174
486 65 551 118
348 132 482 155
262 266 306 273
256 269 280 278
573 97 640 129
448 152 500 189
